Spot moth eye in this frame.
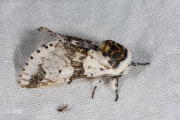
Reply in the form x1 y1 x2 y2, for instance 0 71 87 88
45 46 48 49
25 63 28 65
30 56 33 59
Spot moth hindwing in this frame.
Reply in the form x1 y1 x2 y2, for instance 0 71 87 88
18 27 150 101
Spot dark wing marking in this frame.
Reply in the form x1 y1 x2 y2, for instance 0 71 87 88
62 35 99 50
37 26 99 50
98 40 128 68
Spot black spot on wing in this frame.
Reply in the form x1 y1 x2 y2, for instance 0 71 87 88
63 35 99 50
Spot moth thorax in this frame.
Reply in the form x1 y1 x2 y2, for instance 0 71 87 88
99 40 129 69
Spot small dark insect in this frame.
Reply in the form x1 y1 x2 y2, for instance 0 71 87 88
57 104 69 112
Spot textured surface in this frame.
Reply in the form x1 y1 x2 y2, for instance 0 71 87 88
1 0 180 120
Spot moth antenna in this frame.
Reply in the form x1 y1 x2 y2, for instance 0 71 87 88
130 62 150 67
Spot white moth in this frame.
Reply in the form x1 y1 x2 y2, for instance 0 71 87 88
18 27 150 101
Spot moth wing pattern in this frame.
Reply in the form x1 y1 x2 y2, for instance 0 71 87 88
18 27 150 101
19 40 70 88
18 27 108 88
37 26 100 50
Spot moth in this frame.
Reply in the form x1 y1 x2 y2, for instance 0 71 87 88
18 27 150 101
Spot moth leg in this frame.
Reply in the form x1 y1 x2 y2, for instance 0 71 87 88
91 78 103 99
130 62 150 67
114 77 119 101
37 26 65 38
111 76 122 101
68 80 73 84
92 86 97 98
